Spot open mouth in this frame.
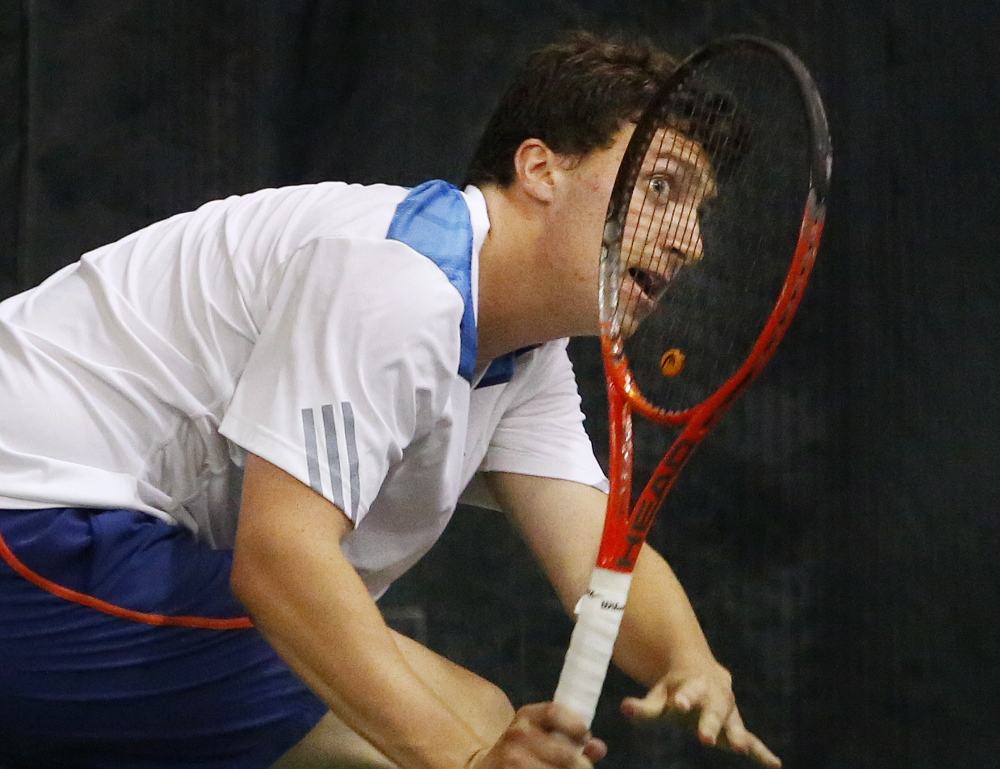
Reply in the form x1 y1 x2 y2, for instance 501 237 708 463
627 267 670 302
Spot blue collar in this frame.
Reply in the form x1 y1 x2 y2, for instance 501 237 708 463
388 180 527 388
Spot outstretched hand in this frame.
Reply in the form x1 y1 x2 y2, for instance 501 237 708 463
471 702 607 769
621 665 781 768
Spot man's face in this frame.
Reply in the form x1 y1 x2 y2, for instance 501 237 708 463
546 124 714 338
617 127 717 336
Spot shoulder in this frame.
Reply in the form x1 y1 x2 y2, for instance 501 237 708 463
218 181 412 247
282 233 464 329
242 181 472 336
269 235 467 385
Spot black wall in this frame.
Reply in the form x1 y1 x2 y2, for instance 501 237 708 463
2 2 998 767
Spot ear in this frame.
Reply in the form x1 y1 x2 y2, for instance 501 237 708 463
512 138 564 203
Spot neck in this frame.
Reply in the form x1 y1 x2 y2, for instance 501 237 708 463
475 185 557 365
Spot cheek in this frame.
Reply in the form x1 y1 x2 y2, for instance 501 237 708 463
583 176 618 238
564 184 608 243
592 171 618 212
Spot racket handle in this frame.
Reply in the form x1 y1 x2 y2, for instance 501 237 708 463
553 567 634 727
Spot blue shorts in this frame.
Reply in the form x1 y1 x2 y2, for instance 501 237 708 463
0 507 328 769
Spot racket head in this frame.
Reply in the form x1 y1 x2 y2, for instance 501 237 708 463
600 36 832 425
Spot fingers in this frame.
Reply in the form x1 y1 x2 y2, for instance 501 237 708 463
621 675 716 722
532 703 607 764
529 701 591 744
702 704 743 747
620 680 671 719
476 702 601 769
582 736 608 763
740 732 783 768
675 676 715 724
691 688 782 768
621 672 782 769
689 676 733 745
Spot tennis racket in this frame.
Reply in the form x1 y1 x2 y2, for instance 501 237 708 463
553 36 832 727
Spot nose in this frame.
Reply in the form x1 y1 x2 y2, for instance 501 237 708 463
664 203 705 263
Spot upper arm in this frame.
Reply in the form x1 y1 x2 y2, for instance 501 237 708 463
232 452 353 602
483 471 607 613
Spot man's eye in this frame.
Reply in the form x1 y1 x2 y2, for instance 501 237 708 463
649 177 672 198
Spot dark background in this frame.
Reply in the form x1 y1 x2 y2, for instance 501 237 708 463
2 2 998 767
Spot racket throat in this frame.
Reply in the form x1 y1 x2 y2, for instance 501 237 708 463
598 426 705 572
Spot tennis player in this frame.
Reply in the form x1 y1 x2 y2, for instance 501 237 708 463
0 32 779 769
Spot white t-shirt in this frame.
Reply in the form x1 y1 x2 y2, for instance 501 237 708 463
0 181 606 596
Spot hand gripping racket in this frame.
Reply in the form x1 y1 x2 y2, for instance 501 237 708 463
553 36 832 727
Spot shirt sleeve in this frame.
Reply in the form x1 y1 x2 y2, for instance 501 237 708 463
478 340 609 491
219 236 462 524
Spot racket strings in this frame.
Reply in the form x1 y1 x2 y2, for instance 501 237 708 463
607 46 813 415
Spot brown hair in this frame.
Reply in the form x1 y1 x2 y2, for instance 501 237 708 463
464 31 678 188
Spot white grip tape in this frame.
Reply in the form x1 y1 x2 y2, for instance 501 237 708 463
553 567 633 727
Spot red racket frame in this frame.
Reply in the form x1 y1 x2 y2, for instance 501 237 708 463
597 193 825 573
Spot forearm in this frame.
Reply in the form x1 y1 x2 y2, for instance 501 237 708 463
486 472 719 686
612 543 717 687
487 470 774 765
233 456 486 769
236 547 483 768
